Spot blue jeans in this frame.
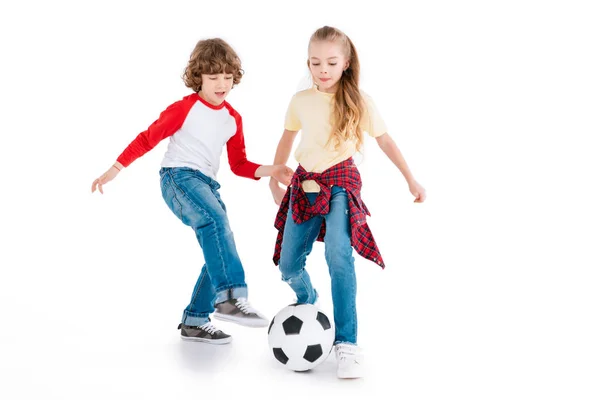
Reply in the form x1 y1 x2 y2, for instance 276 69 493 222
278 186 357 344
160 167 248 326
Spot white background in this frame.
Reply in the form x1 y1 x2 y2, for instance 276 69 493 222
1 0 599 399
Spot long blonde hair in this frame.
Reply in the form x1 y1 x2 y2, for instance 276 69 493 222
309 26 365 151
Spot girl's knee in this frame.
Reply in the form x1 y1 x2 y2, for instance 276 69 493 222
325 242 353 267
278 261 298 281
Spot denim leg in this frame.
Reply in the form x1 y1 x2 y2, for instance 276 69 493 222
181 266 214 326
160 168 248 319
324 186 357 344
278 195 321 304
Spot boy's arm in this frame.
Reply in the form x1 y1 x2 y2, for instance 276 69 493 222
116 99 190 168
92 98 190 195
225 119 294 184
225 109 262 179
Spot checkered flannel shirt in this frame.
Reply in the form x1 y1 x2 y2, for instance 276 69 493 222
273 158 385 268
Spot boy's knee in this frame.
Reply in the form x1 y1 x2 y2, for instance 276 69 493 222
192 211 230 232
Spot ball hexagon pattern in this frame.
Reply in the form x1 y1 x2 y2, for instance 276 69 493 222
267 303 334 371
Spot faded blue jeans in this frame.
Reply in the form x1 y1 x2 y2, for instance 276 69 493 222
278 186 357 344
160 167 248 326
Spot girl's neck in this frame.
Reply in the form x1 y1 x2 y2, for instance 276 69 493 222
315 84 338 94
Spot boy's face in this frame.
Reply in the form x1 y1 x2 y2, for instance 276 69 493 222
199 73 234 106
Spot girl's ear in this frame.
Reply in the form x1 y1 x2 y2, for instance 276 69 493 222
344 60 350 70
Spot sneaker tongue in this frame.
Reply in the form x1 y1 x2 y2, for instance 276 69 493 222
236 298 255 313
202 324 220 334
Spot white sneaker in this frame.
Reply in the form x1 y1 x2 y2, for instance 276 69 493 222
335 343 363 379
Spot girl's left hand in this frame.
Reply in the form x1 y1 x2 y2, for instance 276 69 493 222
409 180 426 203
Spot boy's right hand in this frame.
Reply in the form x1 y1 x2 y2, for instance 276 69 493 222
270 180 287 206
91 163 122 194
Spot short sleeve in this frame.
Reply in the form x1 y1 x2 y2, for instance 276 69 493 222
284 94 301 131
360 92 387 138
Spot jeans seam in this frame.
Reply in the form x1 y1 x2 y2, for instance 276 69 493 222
184 311 210 318
189 268 207 311
302 216 321 262
299 274 312 301
215 283 247 292
167 169 230 285
163 171 184 220
294 218 321 302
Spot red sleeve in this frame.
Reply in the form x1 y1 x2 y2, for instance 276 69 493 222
225 104 261 180
116 96 194 167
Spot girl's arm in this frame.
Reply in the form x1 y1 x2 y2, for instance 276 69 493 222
376 133 426 203
269 129 298 204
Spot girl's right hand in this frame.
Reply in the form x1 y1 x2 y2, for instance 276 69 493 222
91 164 122 194
271 164 294 186
270 181 287 206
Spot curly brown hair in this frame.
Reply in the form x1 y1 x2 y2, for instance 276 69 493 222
182 38 244 92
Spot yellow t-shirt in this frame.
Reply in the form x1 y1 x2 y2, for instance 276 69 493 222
284 87 387 192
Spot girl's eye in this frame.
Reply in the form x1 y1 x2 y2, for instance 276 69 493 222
329 63 337 66
311 63 320 66
209 77 217 80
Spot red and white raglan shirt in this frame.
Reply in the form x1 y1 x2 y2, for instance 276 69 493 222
116 93 261 180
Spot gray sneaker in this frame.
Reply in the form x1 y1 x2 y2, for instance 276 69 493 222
178 322 232 344
213 297 269 327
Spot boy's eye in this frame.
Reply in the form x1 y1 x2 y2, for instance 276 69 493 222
225 76 233 80
329 63 337 66
209 77 217 80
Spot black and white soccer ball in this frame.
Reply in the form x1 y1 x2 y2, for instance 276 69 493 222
267 303 335 371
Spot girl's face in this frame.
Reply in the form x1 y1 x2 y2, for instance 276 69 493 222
308 40 349 93
199 73 234 106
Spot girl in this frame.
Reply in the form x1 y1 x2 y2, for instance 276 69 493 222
92 38 293 344
269 26 426 378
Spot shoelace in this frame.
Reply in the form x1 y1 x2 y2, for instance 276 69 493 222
199 322 220 335
235 298 257 314
336 344 359 362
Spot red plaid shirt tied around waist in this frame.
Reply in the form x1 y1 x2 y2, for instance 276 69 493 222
273 158 385 268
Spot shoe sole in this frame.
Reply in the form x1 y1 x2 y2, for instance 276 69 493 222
337 372 363 379
212 313 269 327
180 335 232 345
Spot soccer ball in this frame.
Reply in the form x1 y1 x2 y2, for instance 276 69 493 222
267 303 335 371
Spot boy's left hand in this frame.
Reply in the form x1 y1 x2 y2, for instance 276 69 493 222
409 180 426 203
272 165 294 186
